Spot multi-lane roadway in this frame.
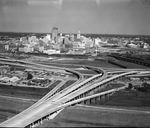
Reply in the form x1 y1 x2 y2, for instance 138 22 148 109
0 57 149 127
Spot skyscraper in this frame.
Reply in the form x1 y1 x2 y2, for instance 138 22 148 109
77 30 81 39
52 27 58 43
70 34 74 42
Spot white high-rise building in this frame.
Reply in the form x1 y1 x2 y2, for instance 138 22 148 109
46 34 51 41
77 30 81 39
52 27 58 43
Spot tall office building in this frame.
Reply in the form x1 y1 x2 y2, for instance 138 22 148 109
52 27 58 43
77 30 81 39
70 34 74 42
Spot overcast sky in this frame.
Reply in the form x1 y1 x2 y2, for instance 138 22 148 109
0 0 150 35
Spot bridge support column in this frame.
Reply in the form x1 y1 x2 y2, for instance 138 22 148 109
79 94 82 98
89 99 92 104
82 93 86 97
40 119 43 125
86 99 91 105
90 98 95 104
98 85 103 90
30 123 35 128
47 114 51 120
94 97 98 103
94 87 99 93
93 98 96 104
46 116 49 120
100 95 105 104
80 94 84 98
75 96 78 100
80 101 85 105
84 92 88 96
109 92 114 98
94 97 97 103
105 94 110 102
86 91 90 96
84 92 87 97
83 100 86 104
96 96 101 103
89 90 94 95
38 120 41 125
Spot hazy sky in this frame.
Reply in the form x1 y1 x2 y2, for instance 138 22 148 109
0 0 150 35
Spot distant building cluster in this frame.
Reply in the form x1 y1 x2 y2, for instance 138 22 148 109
0 27 150 55
0 65 74 88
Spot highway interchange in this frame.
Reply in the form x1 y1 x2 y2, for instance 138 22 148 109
0 56 150 127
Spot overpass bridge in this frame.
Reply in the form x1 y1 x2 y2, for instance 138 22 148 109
0 61 106 127
108 54 150 67
0 69 139 127
0 58 148 128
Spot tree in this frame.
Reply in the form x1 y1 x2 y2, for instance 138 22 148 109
128 83 133 89
27 72 33 80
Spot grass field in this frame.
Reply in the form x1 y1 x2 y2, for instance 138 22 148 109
104 90 150 108
40 90 150 127
35 58 119 69
40 104 150 127
0 96 36 123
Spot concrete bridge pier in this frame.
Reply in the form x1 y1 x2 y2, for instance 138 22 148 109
29 123 35 128
32 120 39 128
105 94 110 102
79 93 84 98
39 119 43 125
83 100 87 104
89 90 95 95
83 92 87 97
94 87 100 93
91 98 96 104
95 96 101 103
46 114 53 120
85 91 90 96
80 101 85 105
83 93 86 97
101 84 106 90
85 99 91 105
98 85 101 90
95 96 100 103
74 96 78 100
89 99 92 104
94 97 98 104
100 95 106 104
37 120 41 126
46 115 49 120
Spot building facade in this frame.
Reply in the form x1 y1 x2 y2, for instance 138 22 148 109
52 27 58 43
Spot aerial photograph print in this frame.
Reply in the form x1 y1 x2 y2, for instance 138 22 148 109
0 0 150 127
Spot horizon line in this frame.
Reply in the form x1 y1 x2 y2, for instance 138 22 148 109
0 31 150 37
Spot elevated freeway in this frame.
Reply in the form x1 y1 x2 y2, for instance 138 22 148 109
0 70 139 127
0 57 148 128
0 65 106 127
57 71 138 104
108 54 150 67
0 58 83 110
